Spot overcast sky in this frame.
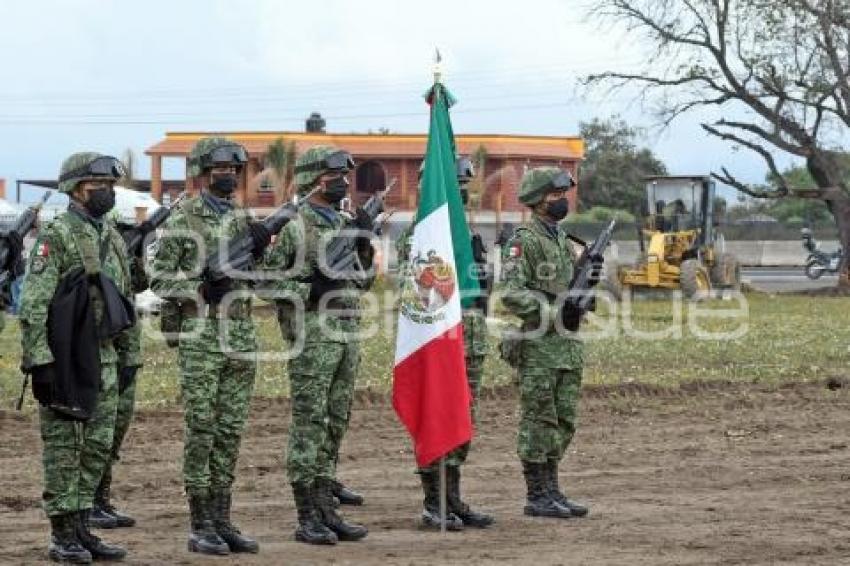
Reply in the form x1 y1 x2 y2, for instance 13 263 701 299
0 0 805 203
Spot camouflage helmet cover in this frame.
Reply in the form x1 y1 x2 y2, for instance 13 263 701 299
518 166 576 206
58 151 109 193
294 145 349 192
187 136 247 177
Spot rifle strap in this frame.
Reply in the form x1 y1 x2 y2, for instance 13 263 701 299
566 233 588 249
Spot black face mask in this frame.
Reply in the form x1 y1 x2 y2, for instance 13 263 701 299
210 173 238 195
460 187 469 206
84 186 116 218
545 197 569 221
322 175 349 203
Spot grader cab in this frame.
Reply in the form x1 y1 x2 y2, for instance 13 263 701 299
609 175 741 299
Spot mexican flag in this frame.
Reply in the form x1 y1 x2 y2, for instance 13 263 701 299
393 81 477 467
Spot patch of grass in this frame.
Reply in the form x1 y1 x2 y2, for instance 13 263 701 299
2 292 849 410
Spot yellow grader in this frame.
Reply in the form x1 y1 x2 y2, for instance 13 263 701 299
606 175 740 300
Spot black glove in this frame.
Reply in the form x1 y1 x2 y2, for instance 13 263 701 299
200 276 233 305
560 302 582 332
353 207 376 232
247 221 272 256
356 236 374 268
118 365 139 394
587 253 605 287
30 363 55 406
308 274 345 304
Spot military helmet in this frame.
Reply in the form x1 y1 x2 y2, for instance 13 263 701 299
58 152 125 193
456 156 475 185
417 156 475 184
518 167 576 206
294 145 355 192
187 136 248 178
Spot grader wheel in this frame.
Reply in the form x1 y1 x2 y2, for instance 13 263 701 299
680 259 711 300
710 252 742 290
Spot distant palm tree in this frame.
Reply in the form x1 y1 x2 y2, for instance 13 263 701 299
260 138 297 205
121 148 137 190
468 144 488 225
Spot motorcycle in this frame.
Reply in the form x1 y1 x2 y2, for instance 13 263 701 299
801 228 843 279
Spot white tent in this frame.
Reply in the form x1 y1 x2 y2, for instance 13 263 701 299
112 185 162 222
0 198 24 220
37 185 162 223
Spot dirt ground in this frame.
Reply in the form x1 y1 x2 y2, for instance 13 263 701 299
2 380 850 565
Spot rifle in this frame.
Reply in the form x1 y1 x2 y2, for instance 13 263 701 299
0 191 50 289
321 178 397 285
119 191 187 258
203 187 318 283
470 233 492 314
565 219 616 314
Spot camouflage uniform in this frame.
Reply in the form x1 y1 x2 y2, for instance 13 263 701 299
150 195 256 494
20 158 139 519
20 152 136 562
150 137 259 555
264 144 369 544
500 217 583 462
498 166 589 519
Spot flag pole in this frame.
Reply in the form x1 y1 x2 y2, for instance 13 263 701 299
434 47 447 537
439 456 447 534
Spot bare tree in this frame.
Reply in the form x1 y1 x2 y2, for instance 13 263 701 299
584 0 850 285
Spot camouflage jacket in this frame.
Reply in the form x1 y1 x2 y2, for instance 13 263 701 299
20 207 141 369
150 194 256 350
498 215 583 369
263 203 372 344
396 220 488 359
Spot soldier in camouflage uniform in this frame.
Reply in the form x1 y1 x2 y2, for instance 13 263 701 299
20 152 137 562
150 137 259 555
264 145 370 545
498 167 592 519
396 156 493 530
89 214 148 529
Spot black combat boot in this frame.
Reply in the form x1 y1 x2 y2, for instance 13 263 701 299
446 465 494 528
187 492 230 555
75 510 128 560
210 488 259 553
418 469 464 531
292 482 338 545
331 479 364 506
48 513 92 564
315 478 368 541
521 461 572 519
547 460 588 517
92 471 135 528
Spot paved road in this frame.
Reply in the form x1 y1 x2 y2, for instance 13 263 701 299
742 266 838 292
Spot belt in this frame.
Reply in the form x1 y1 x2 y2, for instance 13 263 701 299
182 301 253 320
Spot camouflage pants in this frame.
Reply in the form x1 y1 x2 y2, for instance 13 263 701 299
99 376 136 492
419 353 484 471
286 340 359 485
40 364 118 516
517 366 582 464
179 323 256 496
